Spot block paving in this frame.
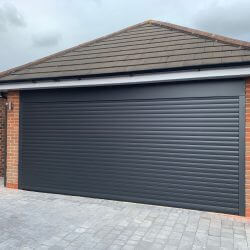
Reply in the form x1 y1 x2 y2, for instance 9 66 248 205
1 178 250 250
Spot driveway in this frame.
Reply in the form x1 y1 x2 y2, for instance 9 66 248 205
0 178 250 250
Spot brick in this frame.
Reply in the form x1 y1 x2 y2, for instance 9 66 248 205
6 91 19 188
6 183 18 189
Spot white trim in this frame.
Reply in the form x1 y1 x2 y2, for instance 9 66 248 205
1 66 250 91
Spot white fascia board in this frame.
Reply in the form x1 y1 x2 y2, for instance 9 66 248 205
0 66 250 91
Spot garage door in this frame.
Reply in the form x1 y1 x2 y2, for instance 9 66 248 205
19 80 245 215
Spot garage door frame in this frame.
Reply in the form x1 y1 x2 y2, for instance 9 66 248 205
239 95 245 216
18 79 246 215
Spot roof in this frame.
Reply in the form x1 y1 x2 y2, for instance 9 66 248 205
1 19 250 82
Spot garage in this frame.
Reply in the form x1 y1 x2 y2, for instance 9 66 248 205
1 20 250 216
19 80 245 215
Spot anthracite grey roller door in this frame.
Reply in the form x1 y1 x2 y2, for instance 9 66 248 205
19 80 245 215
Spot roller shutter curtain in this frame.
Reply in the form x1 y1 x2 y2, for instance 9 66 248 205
19 80 245 215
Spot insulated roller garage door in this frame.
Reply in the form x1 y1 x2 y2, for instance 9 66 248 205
19 80 245 215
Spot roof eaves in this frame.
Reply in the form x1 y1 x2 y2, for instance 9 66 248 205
1 60 250 84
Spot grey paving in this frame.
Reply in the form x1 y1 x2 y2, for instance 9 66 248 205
0 177 250 250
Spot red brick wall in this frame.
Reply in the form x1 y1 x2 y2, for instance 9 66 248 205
0 98 6 177
6 91 19 189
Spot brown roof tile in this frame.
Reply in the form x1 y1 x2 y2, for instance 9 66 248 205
1 19 250 82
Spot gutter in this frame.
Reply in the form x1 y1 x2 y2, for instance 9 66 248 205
0 66 250 91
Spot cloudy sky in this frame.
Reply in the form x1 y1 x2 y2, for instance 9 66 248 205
0 0 250 72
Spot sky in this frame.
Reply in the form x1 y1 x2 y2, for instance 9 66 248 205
0 0 250 72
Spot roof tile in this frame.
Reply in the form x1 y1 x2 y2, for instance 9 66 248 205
1 19 250 82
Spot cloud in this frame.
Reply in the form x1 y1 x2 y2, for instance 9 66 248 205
91 0 102 5
32 32 62 47
0 2 25 32
192 0 250 41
